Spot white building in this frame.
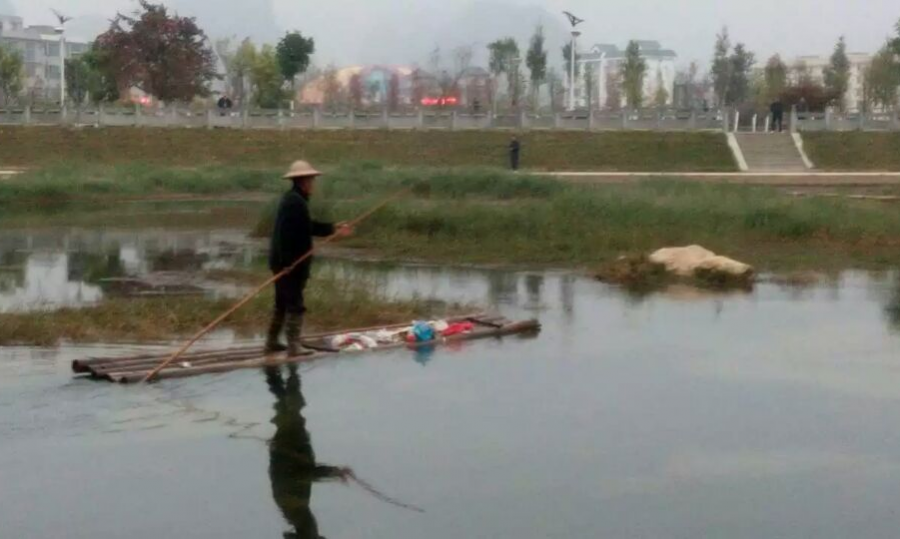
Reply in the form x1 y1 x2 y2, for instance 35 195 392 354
0 14 89 103
789 52 872 112
574 40 677 109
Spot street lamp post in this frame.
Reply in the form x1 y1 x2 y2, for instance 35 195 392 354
562 11 585 112
56 26 66 106
568 31 580 111
52 9 72 107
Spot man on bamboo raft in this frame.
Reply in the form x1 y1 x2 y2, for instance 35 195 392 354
266 365 347 538
267 161 353 356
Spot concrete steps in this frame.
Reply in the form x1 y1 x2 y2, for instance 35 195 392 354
734 133 809 172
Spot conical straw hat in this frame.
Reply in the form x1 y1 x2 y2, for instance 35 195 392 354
283 160 322 179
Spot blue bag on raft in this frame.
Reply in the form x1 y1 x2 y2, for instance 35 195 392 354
410 321 436 342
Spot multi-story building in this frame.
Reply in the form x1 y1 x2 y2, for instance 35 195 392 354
297 65 492 110
0 14 89 103
574 40 677 109
788 52 872 112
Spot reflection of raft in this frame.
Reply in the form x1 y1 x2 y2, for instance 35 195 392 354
72 314 541 384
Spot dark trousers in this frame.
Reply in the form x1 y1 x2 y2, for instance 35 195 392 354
510 152 520 170
772 113 783 132
275 274 307 315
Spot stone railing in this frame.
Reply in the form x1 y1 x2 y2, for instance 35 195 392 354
0 105 732 132
794 109 900 132
724 107 900 133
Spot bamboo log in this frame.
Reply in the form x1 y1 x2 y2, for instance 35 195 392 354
72 345 263 373
72 312 494 373
109 319 541 384
86 349 273 376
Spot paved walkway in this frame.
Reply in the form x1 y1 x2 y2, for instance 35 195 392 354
546 171 900 186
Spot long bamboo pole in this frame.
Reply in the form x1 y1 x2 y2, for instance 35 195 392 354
141 188 410 383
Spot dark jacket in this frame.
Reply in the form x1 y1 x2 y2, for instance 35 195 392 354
770 101 784 116
509 140 521 154
269 186 334 278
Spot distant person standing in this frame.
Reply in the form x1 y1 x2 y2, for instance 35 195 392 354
770 99 784 132
217 94 233 116
509 136 521 171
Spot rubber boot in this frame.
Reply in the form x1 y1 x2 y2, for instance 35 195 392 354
264 309 287 353
286 313 313 357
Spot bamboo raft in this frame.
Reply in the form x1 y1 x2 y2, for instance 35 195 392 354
72 314 541 384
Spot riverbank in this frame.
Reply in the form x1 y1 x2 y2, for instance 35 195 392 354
253 163 900 272
3 162 899 273
0 127 735 172
803 132 900 171
0 271 448 346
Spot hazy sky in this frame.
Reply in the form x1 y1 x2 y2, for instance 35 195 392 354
6 0 900 69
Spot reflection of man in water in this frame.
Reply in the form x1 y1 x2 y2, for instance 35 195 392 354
265 366 345 539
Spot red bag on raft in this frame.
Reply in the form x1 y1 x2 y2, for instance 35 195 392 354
441 322 474 337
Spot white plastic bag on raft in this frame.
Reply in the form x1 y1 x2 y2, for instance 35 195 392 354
330 333 379 349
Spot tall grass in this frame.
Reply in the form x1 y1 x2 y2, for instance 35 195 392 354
257 170 900 269
0 163 283 203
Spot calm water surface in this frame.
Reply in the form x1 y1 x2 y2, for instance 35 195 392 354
2 225 900 538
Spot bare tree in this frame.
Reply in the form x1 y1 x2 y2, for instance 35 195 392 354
322 65 342 111
526 25 547 111
605 69 622 110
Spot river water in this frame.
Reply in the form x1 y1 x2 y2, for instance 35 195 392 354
2 220 900 538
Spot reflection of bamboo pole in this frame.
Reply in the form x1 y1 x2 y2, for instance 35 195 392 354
141 188 411 383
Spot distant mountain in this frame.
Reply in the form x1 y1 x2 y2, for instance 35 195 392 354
430 1 572 67
353 1 572 69
170 0 282 42
57 1 282 45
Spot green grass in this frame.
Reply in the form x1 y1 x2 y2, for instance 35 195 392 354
0 270 452 346
4 160 899 273
253 165 900 271
0 127 736 172
803 132 900 171
0 163 282 204
0 200 266 229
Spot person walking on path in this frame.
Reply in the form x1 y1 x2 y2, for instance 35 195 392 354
509 136 521 171
770 99 784 133
266 161 353 356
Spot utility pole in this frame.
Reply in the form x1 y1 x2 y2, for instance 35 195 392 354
568 31 580 110
52 9 72 106
563 11 585 111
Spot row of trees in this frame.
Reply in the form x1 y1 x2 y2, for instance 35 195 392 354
487 27 555 110
487 34 669 112
2 2 899 113
1 1 315 107
562 39 668 111
213 32 313 108
711 23 900 113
